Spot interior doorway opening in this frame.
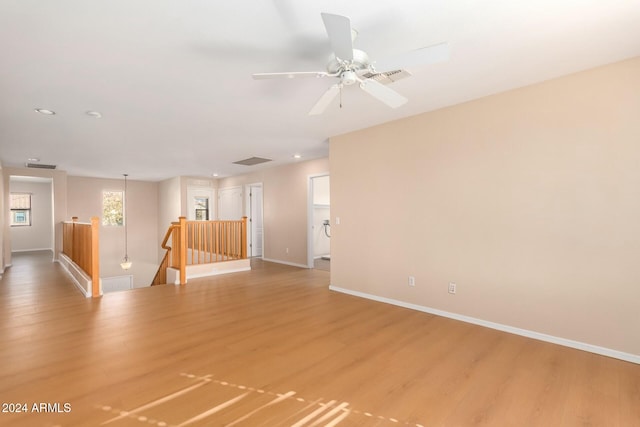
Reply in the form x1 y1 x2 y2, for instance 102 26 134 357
308 174 330 271
245 183 264 258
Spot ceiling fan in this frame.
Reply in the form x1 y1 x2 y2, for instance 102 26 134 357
252 12 449 115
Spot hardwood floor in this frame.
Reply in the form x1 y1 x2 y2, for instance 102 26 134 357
1 251 638 427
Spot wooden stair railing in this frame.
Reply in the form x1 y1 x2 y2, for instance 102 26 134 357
62 216 101 297
151 216 247 286
151 221 180 286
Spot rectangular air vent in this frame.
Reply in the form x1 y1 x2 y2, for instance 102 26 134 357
361 69 412 85
232 157 272 166
25 163 57 169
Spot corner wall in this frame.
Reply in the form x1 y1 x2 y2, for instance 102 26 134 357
218 157 329 267
330 57 640 358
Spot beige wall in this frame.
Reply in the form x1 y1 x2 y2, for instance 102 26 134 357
330 57 640 357
219 157 329 266
67 176 159 288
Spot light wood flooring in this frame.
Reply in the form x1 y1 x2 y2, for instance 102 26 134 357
0 251 638 427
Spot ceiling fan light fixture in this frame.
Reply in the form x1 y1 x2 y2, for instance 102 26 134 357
341 71 357 86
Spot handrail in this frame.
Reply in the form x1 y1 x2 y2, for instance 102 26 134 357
151 217 247 286
150 251 170 286
150 223 179 286
62 216 100 297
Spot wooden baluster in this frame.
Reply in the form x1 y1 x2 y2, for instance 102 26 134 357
90 217 101 297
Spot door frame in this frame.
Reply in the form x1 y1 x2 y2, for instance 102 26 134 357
186 186 215 221
244 182 264 258
307 172 330 268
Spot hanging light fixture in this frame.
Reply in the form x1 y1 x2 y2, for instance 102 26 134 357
120 173 132 270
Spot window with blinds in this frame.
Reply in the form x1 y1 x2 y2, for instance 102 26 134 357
10 193 32 226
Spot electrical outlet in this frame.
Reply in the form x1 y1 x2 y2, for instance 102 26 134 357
408 276 415 287
448 282 456 294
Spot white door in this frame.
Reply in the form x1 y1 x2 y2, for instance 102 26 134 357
248 184 263 257
218 186 243 220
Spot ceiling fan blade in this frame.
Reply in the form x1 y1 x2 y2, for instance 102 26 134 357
253 71 330 80
309 84 341 115
359 79 407 108
373 42 449 72
321 13 354 61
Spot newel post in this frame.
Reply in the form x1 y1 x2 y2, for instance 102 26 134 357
241 216 248 259
179 216 187 285
90 216 101 297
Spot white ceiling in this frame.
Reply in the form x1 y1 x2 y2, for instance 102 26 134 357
1 1 639 181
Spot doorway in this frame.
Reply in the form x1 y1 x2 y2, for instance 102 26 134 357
186 186 215 221
245 183 264 258
9 176 54 256
308 174 330 271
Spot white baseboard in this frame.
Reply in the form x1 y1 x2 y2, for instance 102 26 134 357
329 285 640 365
58 253 94 298
262 258 310 269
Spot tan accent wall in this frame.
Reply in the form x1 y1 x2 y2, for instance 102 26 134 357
330 57 640 356
219 157 330 266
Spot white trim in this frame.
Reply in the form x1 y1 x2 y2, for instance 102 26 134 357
307 172 330 268
11 248 53 253
329 285 640 365
58 253 93 298
102 275 133 293
188 266 251 279
245 182 264 259
262 258 310 269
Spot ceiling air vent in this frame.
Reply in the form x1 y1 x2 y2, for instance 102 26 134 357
361 69 412 85
26 162 57 169
232 157 272 166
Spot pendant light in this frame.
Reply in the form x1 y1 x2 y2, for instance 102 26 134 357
120 174 132 270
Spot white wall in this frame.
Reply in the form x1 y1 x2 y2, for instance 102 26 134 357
9 179 53 252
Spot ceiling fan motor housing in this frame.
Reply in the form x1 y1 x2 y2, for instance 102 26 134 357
327 49 371 76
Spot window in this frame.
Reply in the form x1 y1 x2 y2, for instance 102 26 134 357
194 196 209 220
102 191 124 226
10 193 32 226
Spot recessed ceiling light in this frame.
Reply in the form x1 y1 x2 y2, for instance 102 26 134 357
27 157 40 162
35 108 55 115
212 173 219 177
86 111 102 118
293 154 302 159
